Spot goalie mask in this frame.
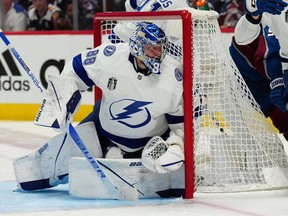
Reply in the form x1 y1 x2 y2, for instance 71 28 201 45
129 22 167 75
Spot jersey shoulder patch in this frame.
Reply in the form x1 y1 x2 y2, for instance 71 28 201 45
103 45 117 56
174 68 182 81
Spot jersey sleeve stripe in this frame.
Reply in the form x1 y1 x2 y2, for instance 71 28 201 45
72 54 95 87
129 0 138 10
281 57 288 62
165 114 184 124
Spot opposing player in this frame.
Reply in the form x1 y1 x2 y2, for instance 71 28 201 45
245 0 288 71
109 0 190 44
125 0 190 11
229 0 288 139
13 22 185 191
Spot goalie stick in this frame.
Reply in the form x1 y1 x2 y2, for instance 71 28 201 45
0 29 138 201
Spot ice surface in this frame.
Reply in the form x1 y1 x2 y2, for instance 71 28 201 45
1 121 288 216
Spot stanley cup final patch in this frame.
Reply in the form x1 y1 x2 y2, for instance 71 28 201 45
107 77 117 90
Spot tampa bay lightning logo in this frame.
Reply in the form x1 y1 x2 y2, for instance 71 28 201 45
109 99 152 128
103 45 116 56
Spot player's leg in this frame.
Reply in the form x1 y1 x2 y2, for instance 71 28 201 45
13 122 103 190
243 77 273 114
267 107 288 140
244 76 288 140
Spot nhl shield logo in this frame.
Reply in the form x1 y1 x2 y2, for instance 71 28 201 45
107 77 117 90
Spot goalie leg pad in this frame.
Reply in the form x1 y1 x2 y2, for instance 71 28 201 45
69 157 185 199
13 122 103 190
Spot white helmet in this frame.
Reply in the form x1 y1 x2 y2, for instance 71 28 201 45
129 22 167 74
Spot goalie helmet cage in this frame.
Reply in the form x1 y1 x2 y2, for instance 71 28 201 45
93 9 288 199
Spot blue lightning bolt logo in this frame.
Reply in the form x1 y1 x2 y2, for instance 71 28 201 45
109 99 152 128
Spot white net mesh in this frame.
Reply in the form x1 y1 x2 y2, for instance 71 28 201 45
190 9 288 192
95 8 288 193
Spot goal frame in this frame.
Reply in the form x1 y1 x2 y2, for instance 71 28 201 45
93 11 194 199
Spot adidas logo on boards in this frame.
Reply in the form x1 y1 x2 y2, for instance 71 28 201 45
0 48 94 92
0 49 30 91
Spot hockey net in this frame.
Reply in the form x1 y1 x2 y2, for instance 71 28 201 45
93 9 288 198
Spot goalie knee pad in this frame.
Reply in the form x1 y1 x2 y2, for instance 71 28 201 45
105 146 124 159
13 122 103 190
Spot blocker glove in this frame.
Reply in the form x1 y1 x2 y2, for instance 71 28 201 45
245 0 288 15
34 75 82 131
270 76 288 112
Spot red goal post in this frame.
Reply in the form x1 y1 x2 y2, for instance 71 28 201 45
93 10 194 198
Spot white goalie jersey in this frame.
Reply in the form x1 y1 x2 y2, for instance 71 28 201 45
61 43 184 152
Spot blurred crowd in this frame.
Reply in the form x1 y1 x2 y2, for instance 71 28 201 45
0 0 244 31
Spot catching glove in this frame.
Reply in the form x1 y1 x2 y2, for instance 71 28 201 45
141 132 184 174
